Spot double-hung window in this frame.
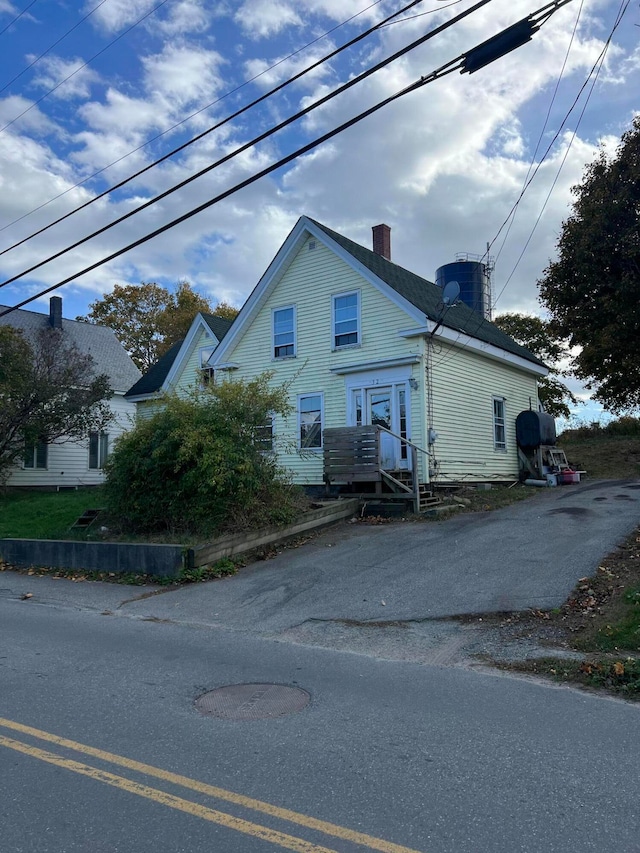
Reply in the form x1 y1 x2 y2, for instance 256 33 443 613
493 397 506 451
24 439 47 469
89 431 110 469
254 415 275 454
273 306 296 358
333 291 359 348
299 394 323 450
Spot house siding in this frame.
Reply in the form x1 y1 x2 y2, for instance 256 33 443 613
6 393 136 488
428 340 539 482
172 327 218 396
221 237 426 484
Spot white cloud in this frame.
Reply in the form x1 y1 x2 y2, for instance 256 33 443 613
234 0 303 39
85 0 159 33
30 55 101 100
142 42 226 108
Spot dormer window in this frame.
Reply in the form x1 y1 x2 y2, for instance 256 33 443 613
273 306 296 358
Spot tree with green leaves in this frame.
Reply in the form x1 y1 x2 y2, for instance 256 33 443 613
494 313 577 419
538 115 640 413
81 282 238 372
103 374 301 536
0 325 113 484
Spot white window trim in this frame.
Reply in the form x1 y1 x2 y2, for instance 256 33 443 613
272 304 297 360
23 439 48 470
492 396 507 452
199 344 216 369
297 392 324 451
89 431 110 470
332 290 361 351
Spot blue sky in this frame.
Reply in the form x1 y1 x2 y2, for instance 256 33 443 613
0 0 637 422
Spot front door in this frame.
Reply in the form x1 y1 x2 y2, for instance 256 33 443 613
350 384 409 470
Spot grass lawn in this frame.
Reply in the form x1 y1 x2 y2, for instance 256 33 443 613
0 488 104 539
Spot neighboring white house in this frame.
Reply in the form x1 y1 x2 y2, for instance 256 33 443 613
203 216 547 488
124 312 234 414
0 296 141 488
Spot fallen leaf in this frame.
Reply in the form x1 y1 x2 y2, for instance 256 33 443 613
613 662 625 676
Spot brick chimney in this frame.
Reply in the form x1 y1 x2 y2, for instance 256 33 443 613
372 224 391 260
49 296 62 329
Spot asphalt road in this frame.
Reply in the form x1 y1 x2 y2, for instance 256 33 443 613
2 478 640 852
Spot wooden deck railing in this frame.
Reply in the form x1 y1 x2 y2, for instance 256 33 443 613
323 425 425 512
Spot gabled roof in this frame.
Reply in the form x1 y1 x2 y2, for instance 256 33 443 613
125 339 183 398
125 312 234 399
309 219 545 368
211 216 546 372
0 303 141 392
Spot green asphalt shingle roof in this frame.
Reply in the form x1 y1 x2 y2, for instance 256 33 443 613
310 219 545 368
125 313 234 398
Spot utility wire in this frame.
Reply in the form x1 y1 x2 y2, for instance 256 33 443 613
0 0 494 289
0 0 575 317
0 0 38 38
0 0 430 258
491 0 629 308
1 11 517 316
491 0 584 269
0 0 392 235
433 0 629 373
0 0 171 135
0 0 108 96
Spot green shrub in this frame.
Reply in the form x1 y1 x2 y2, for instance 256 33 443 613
104 375 305 537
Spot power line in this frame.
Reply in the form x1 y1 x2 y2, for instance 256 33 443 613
1 0 525 317
0 0 108 96
0 0 391 236
491 0 585 269
0 0 495 289
433 0 629 373
0 0 171 135
0 0 429 258
0 0 38 38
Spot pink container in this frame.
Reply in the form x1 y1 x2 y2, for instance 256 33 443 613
558 470 580 485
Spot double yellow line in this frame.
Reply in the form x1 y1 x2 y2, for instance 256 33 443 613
0 716 421 853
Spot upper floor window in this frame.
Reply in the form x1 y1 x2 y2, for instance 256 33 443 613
89 431 110 469
273 306 296 358
333 291 359 348
493 397 506 451
24 439 47 469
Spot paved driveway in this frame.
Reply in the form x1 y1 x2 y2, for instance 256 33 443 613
123 478 640 632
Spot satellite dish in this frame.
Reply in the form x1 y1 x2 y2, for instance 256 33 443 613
442 280 460 306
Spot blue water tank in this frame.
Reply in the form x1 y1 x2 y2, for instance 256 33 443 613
436 261 487 316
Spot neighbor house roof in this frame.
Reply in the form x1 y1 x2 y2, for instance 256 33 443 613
125 312 234 398
309 219 545 368
0 302 141 392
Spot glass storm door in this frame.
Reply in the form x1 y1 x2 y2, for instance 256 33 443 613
351 384 409 470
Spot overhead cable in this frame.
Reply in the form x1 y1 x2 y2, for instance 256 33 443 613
0 0 171 135
0 0 495 289
0 0 430 258
0 0 575 317
0 0 392 236
0 0 39 38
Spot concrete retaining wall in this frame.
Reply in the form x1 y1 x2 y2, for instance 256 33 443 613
0 539 190 578
0 499 360 578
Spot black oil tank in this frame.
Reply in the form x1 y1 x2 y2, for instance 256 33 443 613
516 410 556 449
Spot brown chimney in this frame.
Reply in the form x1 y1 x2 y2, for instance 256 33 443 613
372 224 391 260
49 296 62 329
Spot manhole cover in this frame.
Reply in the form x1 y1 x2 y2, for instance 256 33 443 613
195 684 310 720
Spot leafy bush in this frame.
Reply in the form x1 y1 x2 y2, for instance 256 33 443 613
560 416 640 441
104 375 305 536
